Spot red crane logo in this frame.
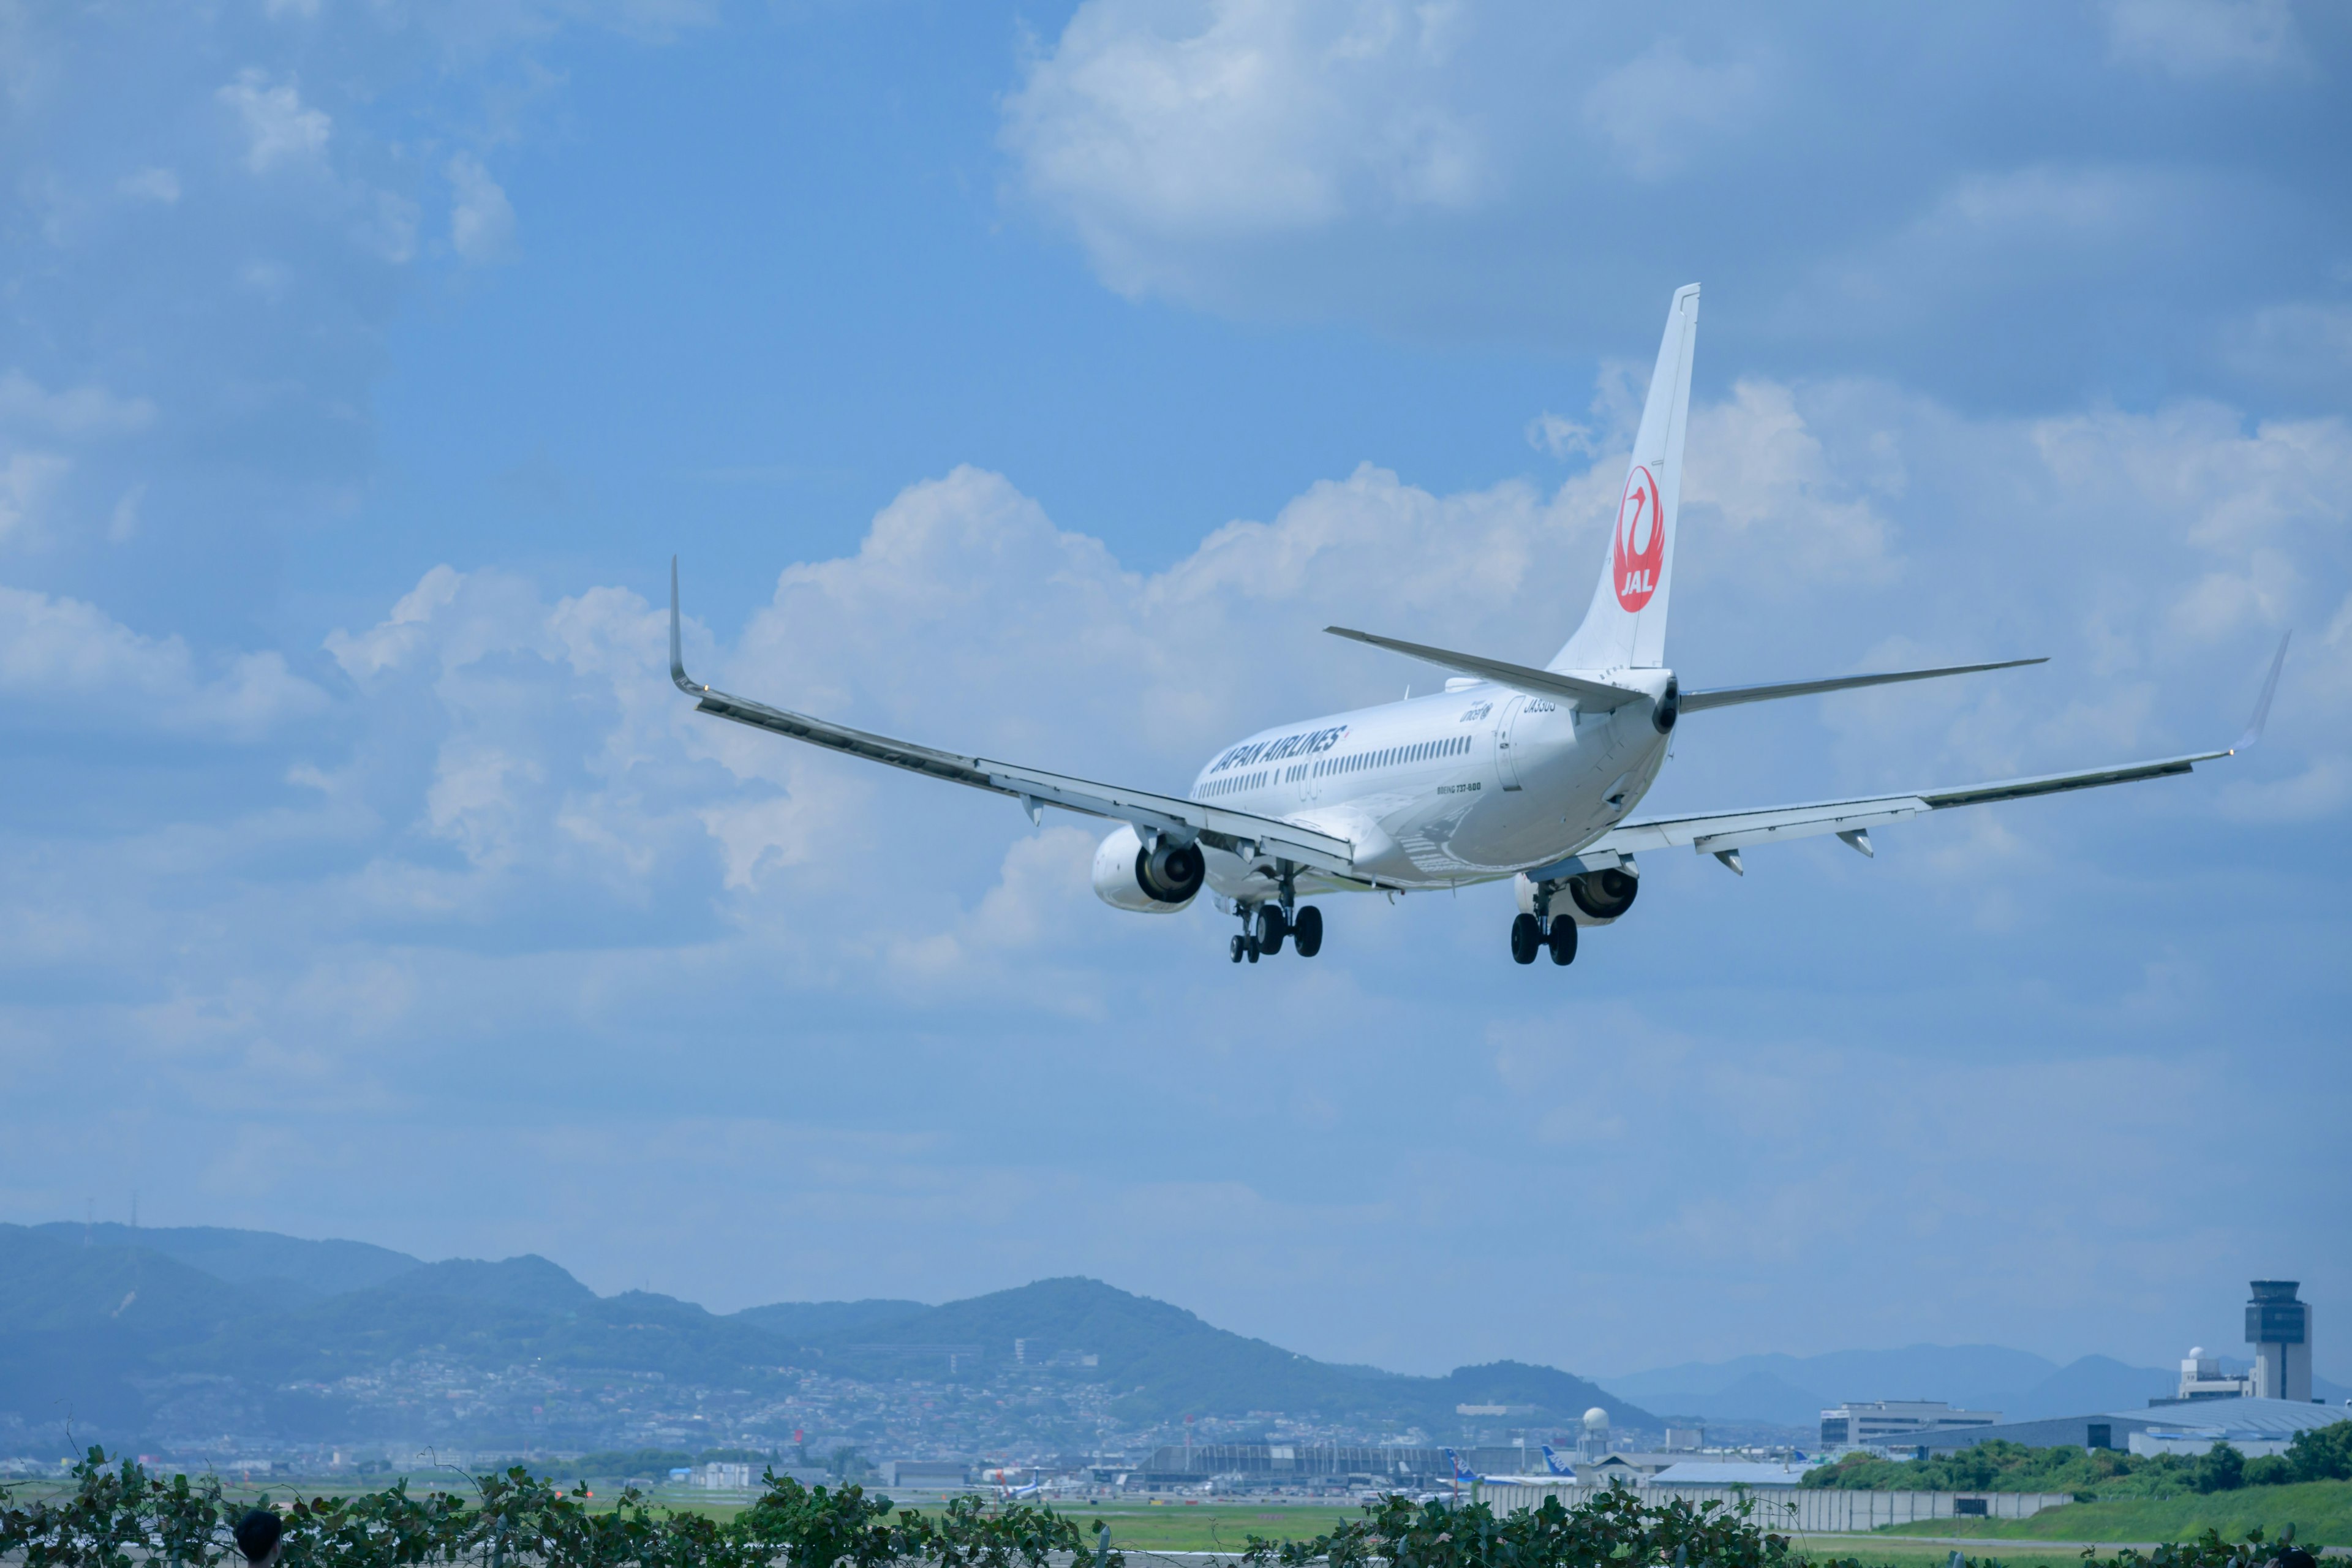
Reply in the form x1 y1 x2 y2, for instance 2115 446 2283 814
1613 464 1665 612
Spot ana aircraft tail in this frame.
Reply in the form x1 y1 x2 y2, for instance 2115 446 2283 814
1551 284 1700 674
1541 1444 1575 1477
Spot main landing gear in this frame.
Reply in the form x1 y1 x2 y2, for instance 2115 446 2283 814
1230 902 1324 962
1231 864 1322 963
1510 881 1578 968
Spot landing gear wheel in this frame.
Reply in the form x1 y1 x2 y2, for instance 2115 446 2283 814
1291 905 1323 957
1246 937 1261 963
1510 913 1541 965
1255 905 1287 956
1548 918 1578 966
1230 935 1246 963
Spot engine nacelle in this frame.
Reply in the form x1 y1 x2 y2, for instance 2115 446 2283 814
1517 862 1641 927
1091 824 1205 913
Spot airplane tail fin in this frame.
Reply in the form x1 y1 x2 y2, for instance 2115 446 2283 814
1551 284 1701 673
1542 1444 1573 1476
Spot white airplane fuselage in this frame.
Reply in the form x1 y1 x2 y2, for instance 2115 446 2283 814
1190 673 1673 902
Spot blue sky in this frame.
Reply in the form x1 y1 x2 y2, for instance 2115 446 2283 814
1 0 2346 1386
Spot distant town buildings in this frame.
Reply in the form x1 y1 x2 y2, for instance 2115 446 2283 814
1662 1423 1705 1452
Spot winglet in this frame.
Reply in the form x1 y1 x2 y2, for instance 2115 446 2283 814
669 556 704 695
2233 631 2290 753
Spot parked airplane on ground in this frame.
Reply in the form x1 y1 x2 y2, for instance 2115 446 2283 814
671 284 2287 967
1540 1445 1577 1477
1447 1448 1569 1488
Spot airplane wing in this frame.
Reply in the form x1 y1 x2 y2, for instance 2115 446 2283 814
1596 631 2288 872
1592 750 2228 872
669 562 1358 878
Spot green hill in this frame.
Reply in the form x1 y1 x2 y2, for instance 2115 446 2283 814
791 1276 1651 1429
31 1223 422 1305
0 1224 1647 1448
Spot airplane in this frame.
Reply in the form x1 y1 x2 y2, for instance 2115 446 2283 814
1540 1444 1577 1478
669 283 2290 967
1445 1448 1568 1488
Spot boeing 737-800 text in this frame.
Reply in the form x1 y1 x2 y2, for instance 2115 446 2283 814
671 284 2286 967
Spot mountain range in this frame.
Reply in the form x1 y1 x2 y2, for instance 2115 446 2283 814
12 1220 2338 1456
0 1222 1648 1450
1597 1345 2352 1428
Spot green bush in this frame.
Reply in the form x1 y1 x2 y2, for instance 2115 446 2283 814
0 1449 1117 1568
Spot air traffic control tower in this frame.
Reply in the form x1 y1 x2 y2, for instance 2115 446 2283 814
2247 1280 2313 1403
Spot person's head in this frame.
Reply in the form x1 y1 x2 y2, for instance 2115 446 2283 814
2277 1549 2317 1568
234 1507 284 1566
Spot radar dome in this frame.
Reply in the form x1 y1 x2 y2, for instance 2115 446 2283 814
1583 1407 1610 1431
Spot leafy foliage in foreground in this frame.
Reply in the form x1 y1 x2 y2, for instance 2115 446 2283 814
0 1449 1115 1568
1241 1485 1803 1568
1240 1485 2331 1568
9 1448 2339 1568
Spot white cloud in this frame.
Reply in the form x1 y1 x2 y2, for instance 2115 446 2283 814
1580 39 1767 181
1525 411 1596 460
2031 402 2352 554
447 153 519 264
0 584 326 737
2103 0 2304 77
1001 0 1491 294
0 452 70 540
323 564 466 679
217 70 331 175
0 371 156 437
359 188 419 265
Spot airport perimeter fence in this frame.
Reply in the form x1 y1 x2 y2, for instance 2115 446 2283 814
1478 1485 2078 1532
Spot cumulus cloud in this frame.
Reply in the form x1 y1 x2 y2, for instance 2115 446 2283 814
998 4 2347 406
217 70 331 175
1001 0 1492 294
447 153 519 263
0 371 156 437
0 584 326 737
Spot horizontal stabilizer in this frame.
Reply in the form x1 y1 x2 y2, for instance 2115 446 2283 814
1680 657 2045 714
1325 627 1648 710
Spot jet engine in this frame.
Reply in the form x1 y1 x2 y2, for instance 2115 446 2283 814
1566 865 1639 922
1091 824 1205 913
1518 863 1642 927
1651 674 1681 734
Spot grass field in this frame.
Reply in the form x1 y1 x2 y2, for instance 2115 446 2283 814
1875 1482 2352 1548
1791 1540 2100 1568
